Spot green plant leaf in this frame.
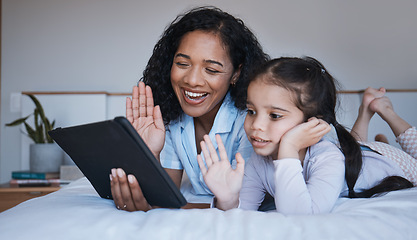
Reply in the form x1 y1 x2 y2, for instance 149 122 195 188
46 120 54 143
24 122 39 143
26 94 50 130
6 93 55 144
5 115 30 127
38 123 45 143
43 117 53 135
46 120 56 143
34 109 46 143
34 108 40 130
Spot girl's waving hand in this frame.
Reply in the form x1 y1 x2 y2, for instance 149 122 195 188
197 134 244 210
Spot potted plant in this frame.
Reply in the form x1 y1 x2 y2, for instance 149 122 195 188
6 94 63 172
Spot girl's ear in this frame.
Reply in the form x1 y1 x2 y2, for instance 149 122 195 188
231 64 242 85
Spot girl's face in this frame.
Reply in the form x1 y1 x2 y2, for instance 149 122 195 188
244 77 305 158
170 30 240 119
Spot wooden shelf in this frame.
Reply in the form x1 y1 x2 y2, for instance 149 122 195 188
0 183 60 212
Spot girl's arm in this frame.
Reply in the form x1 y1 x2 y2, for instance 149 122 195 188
197 134 245 210
274 118 345 214
238 155 270 211
273 150 345 214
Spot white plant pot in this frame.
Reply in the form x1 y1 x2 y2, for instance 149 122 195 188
30 143 64 173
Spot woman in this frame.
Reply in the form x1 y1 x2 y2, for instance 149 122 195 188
110 6 268 211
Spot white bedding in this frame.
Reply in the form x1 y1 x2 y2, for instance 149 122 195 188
1 177 417 240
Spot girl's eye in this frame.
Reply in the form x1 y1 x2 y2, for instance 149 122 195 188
270 113 282 119
246 109 255 115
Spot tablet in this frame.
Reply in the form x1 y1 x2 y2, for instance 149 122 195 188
48 116 187 208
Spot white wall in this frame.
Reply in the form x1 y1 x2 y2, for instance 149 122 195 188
1 0 417 183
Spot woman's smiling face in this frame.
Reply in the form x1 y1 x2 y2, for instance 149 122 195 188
170 30 239 119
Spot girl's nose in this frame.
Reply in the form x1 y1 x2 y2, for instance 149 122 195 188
250 116 265 131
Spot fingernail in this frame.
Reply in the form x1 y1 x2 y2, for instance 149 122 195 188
117 168 125 178
111 168 117 178
109 174 113 181
128 175 134 184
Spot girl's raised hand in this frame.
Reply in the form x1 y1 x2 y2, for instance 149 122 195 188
278 117 331 160
126 82 165 158
197 134 244 210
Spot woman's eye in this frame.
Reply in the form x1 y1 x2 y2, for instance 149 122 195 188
206 68 220 74
175 62 189 67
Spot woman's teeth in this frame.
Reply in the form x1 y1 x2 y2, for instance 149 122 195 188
185 90 207 99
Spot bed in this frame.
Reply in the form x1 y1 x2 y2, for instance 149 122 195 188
0 177 416 240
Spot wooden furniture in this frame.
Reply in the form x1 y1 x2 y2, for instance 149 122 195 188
0 183 60 212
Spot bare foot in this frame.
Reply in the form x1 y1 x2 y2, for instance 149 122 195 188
351 87 387 142
361 87 386 115
369 96 394 118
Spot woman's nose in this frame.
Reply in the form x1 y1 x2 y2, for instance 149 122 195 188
184 67 204 86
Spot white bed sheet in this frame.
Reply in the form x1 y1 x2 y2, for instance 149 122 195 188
1 177 416 240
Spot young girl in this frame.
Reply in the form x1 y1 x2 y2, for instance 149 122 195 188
197 57 415 214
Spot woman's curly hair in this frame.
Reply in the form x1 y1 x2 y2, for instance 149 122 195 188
141 6 269 124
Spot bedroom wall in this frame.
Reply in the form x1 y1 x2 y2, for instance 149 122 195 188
1 0 417 183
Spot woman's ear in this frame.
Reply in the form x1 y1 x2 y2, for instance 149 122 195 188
231 65 242 86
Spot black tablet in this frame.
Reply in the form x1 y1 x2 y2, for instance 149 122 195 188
48 116 187 208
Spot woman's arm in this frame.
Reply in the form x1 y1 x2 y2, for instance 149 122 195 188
110 82 167 211
165 168 183 189
165 169 211 209
126 81 165 158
